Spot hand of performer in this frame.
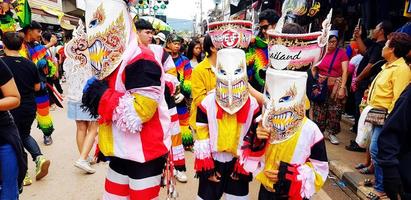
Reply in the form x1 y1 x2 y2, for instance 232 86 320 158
256 122 270 140
174 93 185 104
208 172 221 182
264 169 279 182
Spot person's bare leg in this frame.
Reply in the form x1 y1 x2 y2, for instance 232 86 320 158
76 121 88 154
79 121 98 160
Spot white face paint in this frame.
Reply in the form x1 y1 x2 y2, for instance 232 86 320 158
215 48 249 115
262 69 307 144
84 0 131 79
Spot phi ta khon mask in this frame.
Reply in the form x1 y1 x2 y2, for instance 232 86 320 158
215 48 249 115
262 69 307 144
85 0 130 80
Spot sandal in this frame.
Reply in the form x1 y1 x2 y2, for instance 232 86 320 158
359 167 374 174
355 163 367 169
367 191 387 200
367 192 380 200
364 178 373 187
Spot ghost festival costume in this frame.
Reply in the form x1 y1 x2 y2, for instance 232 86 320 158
249 10 332 200
148 44 187 179
80 1 171 199
194 21 264 200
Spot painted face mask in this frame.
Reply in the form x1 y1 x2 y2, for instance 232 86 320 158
262 69 307 144
266 9 332 71
84 0 135 79
215 48 249 115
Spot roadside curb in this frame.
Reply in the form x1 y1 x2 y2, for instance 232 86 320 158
329 160 374 200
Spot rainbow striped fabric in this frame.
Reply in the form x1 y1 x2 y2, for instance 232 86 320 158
20 42 57 136
173 55 193 148
246 36 269 88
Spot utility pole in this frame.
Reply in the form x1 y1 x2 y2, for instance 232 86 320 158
200 0 203 28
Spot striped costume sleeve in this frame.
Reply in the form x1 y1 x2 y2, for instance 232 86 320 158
113 59 162 134
193 103 214 177
163 55 179 95
297 126 329 199
240 110 266 177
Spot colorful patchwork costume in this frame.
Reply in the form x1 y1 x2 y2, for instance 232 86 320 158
247 9 333 200
173 54 194 148
246 36 269 92
20 41 57 137
79 1 171 199
194 21 264 200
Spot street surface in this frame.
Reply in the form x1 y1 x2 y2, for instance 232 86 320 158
20 89 359 200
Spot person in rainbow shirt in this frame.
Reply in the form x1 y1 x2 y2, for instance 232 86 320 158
20 21 58 146
166 33 192 183
246 9 280 92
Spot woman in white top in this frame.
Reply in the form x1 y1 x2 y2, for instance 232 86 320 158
186 39 202 68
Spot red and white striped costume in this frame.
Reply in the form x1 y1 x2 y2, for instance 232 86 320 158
81 1 171 199
149 44 186 171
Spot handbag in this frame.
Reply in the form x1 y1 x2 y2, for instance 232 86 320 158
309 48 340 103
365 108 387 126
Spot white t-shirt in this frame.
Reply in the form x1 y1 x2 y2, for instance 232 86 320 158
190 59 198 69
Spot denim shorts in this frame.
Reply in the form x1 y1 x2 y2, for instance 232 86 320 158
67 101 97 121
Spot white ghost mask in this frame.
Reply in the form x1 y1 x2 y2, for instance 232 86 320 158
215 48 249 115
84 0 133 80
262 69 307 144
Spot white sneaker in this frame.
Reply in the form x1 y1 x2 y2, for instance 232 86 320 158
75 159 96 174
328 134 340 145
87 156 97 165
174 169 188 183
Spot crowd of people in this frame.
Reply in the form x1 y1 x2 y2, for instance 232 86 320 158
1 0 411 199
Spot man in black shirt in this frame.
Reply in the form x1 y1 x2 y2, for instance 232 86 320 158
0 52 27 199
3 32 50 185
352 21 393 131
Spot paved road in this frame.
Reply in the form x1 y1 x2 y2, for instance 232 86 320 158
20 98 358 200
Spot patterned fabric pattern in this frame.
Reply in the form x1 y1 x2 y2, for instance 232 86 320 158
246 36 269 89
311 97 345 135
174 55 193 148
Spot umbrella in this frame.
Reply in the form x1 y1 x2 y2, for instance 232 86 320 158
140 16 173 32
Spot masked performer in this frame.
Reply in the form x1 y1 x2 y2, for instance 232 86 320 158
194 21 264 200
248 10 332 200
80 1 171 199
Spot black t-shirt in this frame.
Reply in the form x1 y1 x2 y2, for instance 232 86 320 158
356 40 385 87
4 56 40 113
0 58 14 129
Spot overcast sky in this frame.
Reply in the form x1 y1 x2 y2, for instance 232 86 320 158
164 0 217 20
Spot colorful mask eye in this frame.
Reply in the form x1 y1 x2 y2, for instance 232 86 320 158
219 69 227 75
89 4 105 28
234 68 242 75
265 90 271 99
279 95 293 103
89 19 99 28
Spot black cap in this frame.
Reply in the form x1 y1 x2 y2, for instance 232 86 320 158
167 33 182 43
23 21 42 32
